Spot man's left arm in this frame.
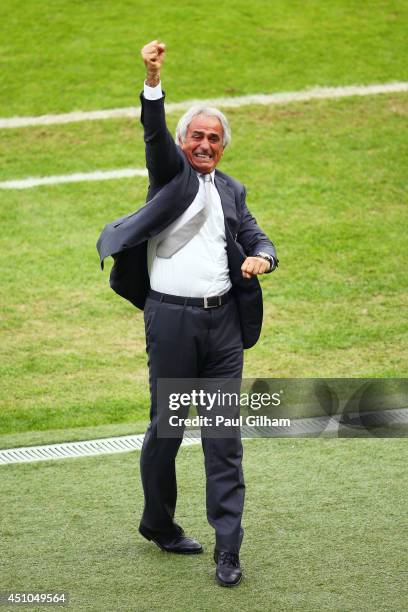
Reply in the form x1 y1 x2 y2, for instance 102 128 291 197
237 187 279 279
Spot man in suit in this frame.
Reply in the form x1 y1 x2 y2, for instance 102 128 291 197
97 40 278 587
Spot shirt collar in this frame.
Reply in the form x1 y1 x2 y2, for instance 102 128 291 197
196 170 215 184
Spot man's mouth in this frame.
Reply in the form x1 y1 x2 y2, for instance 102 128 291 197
194 152 212 160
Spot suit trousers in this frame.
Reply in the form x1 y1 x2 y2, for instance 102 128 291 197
139 292 245 553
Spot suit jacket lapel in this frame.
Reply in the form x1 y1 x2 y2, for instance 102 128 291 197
97 156 199 264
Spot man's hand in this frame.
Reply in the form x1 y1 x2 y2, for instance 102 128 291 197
141 40 166 87
241 256 271 279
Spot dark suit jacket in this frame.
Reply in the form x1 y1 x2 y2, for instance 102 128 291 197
96 93 277 349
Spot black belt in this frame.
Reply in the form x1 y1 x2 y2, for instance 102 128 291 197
148 289 231 309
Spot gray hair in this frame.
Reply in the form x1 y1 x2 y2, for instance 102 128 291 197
175 106 231 147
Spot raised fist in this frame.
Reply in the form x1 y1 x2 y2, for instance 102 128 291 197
141 40 166 85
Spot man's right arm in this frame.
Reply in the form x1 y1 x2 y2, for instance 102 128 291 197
140 40 181 188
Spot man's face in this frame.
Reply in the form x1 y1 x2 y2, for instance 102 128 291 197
181 114 225 174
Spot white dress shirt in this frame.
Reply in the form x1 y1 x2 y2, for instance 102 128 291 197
144 82 232 298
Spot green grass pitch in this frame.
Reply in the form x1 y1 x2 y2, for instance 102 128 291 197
0 1 407 610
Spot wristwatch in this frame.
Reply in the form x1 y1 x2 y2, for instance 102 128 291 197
255 252 277 273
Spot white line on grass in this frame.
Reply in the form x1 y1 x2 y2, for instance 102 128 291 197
0 168 148 190
1 81 407 190
1 81 407 129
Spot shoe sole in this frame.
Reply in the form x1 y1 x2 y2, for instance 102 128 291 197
139 528 203 554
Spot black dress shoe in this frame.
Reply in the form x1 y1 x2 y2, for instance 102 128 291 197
214 549 242 587
139 525 203 554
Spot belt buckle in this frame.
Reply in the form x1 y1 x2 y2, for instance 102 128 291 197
203 296 222 309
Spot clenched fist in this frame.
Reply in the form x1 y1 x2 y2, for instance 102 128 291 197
241 256 271 279
141 40 166 87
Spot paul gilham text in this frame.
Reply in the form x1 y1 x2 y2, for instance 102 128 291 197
168 415 291 428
